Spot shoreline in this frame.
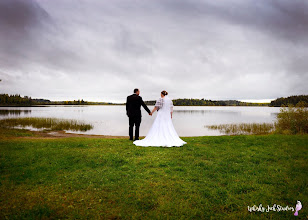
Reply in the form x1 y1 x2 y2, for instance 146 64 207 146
1 128 206 139
21 130 130 139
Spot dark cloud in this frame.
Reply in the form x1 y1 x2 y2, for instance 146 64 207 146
0 0 307 102
0 0 47 28
159 0 308 44
0 0 46 66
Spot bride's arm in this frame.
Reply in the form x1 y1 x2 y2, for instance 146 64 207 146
152 98 162 115
170 99 173 119
151 106 158 115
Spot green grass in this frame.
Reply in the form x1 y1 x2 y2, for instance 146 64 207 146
207 123 275 135
0 117 93 132
0 129 307 219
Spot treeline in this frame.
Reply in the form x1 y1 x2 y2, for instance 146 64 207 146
0 94 60 106
2 93 307 107
0 94 117 106
145 98 268 106
269 95 308 107
57 101 116 105
172 99 268 106
54 100 87 105
0 94 34 106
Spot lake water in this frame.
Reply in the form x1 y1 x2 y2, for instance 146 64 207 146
0 106 281 136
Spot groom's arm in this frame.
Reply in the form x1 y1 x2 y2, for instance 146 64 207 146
126 97 129 116
140 97 151 114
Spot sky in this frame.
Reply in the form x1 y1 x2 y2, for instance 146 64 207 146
0 0 307 103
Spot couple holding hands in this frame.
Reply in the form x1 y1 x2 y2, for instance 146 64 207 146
126 88 186 147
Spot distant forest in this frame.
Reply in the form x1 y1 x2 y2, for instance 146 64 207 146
1 94 307 107
269 95 308 107
144 99 268 106
0 94 116 106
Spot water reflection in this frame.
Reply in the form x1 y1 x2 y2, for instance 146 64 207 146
174 110 240 115
270 112 279 116
0 109 31 116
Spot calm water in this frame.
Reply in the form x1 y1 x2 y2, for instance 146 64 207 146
0 106 281 136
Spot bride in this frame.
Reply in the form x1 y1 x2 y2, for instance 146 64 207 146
133 90 186 147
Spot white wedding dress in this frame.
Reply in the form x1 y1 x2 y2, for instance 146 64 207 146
134 96 186 147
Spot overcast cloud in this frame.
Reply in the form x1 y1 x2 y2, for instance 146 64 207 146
0 0 307 102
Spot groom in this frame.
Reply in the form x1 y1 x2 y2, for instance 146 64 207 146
126 88 152 141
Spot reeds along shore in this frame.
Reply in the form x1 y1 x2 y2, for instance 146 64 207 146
207 104 308 135
207 123 275 135
0 117 93 132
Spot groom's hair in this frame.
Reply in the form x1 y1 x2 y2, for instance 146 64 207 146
134 88 139 93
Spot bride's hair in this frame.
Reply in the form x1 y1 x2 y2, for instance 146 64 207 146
161 90 168 96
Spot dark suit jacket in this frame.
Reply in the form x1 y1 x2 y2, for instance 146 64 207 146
126 94 151 117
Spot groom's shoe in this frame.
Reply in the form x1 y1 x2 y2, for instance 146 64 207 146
134 138 139 141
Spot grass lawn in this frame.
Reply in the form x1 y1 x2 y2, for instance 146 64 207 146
0 128 307 219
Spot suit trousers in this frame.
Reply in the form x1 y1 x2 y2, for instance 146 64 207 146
129 116 141 140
